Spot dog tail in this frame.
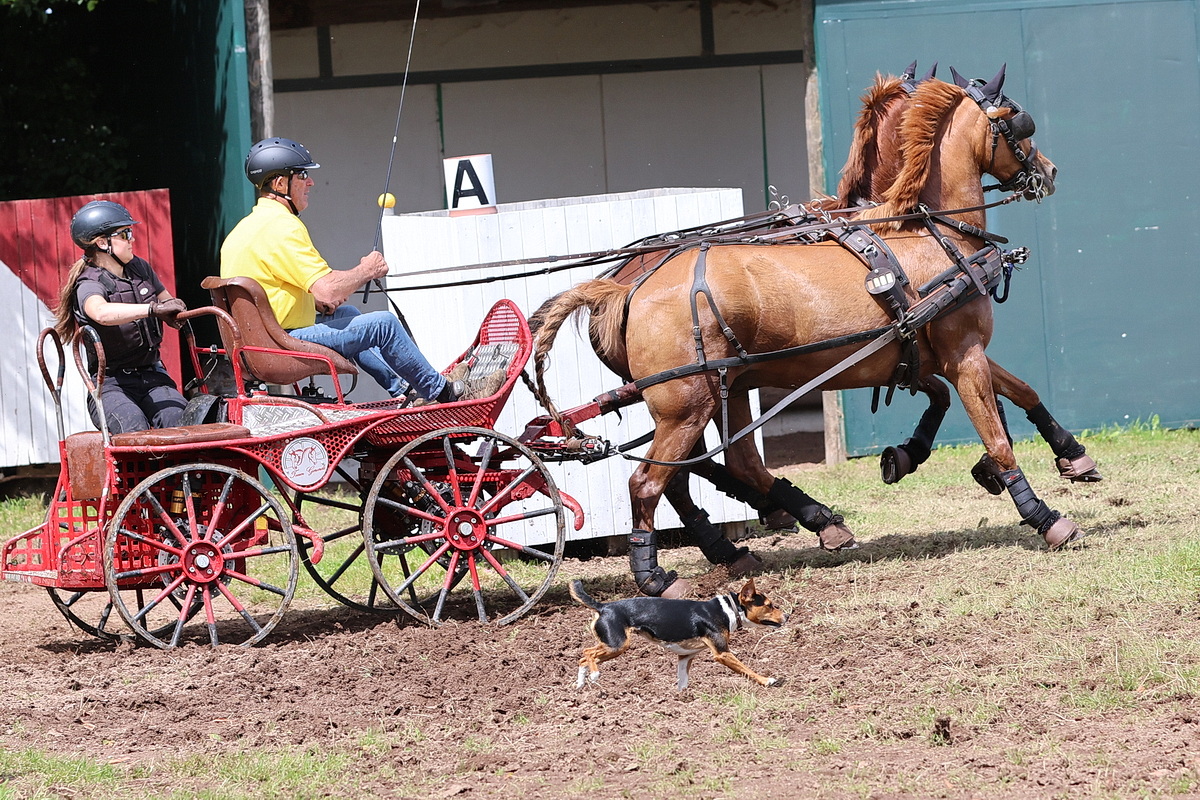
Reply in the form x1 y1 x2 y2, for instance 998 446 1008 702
569 579 603 611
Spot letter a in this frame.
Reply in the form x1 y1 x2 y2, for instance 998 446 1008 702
452 160 490 208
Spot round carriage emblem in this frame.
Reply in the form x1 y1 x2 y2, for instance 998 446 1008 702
280 437 329 488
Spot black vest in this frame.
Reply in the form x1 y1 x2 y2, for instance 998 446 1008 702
73 257 164 371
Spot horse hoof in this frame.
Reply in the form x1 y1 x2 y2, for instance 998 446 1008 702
1056 455 1103 483
1043 517 1084 550
880 445 913 485
971 454 1006 495
727 551 764 578
818 521 858 551
760 509 798 532
660 577 694 599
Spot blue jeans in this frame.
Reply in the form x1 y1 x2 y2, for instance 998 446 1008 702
289 306 446 399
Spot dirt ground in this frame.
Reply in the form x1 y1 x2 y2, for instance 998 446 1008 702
0 517 1197 800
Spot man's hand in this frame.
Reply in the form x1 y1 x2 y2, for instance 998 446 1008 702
149 297 187 328
358 251 389 282
311 251 389 310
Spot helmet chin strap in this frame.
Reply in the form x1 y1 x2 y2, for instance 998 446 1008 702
263 175 300 215
90 237 132 267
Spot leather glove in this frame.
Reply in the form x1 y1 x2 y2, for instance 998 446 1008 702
149 297 187 328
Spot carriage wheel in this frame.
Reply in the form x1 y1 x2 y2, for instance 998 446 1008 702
295 458 400 614
102 464 298 648
47 586 198 641
363 427 566 626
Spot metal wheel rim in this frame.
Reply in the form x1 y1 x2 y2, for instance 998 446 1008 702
362 426 565 627
102 463 298 649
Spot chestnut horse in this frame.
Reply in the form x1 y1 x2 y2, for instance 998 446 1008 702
839 66 1100 492
532 67 1082 597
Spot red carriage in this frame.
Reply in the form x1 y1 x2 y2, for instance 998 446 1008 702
2 282 582 647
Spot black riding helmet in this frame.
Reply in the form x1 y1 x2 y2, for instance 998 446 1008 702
70 200 139 249
245 137 320 189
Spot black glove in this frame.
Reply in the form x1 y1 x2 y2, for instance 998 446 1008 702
149 297 187 328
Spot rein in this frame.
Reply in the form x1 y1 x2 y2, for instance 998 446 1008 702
383 195 1024 292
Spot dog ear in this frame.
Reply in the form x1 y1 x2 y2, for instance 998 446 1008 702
738 578 757 601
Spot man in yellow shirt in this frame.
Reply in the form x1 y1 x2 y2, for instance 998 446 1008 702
220 137 463 403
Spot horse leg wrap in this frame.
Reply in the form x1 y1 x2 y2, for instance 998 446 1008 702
1026 403 1086 460
880 401 946 484
679 509 747 565
767 478 856 550
1000 468 1060 534
628 530 678 597
1025 403 1100 482
691 461 796 529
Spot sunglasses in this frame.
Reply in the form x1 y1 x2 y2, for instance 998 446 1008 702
112 229 135 241
291 170 309 181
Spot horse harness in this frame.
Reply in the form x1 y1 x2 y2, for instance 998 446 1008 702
634 212 1020 394
599 209 1028 468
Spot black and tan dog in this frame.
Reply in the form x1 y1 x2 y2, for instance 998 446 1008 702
570 578 786 690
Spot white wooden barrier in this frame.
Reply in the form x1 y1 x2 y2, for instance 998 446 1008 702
0 261 91 473
380 188 757 546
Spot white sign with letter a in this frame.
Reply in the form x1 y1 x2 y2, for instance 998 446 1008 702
443 154 497 216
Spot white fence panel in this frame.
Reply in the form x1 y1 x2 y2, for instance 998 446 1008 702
381 188 757 547
0 261 92 471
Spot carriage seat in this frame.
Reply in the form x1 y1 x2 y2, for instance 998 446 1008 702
109 422 251 449
201 275 358 387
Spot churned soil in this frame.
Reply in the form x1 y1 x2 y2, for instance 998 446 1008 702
0 521 1196 799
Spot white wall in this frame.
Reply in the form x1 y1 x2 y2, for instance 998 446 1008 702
271 2 810 279
0 262 92 470
379 188 758 545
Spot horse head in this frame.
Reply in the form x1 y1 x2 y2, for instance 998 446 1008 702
950 64 1056 202
871 66 1056 223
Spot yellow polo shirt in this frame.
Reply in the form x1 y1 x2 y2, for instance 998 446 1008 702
219 198 331 329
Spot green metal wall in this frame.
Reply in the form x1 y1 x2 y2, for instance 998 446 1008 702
815 0 1200 455
166 0 255 308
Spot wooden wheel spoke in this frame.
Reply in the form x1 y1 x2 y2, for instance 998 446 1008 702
129 574 189 624
483 535 557 564
323 540 367 585
219 502 273 548
443 436 464 507
486 505 559 527
181 472 201 539
377 494 444 527
169 585 198 648
221 568 289 598
467 438 496 508
204 474 237 539
479 466 537 517
395 542 452 595
140 491 188 546
480 547 530 603
401 456 452 515
469 556 488 623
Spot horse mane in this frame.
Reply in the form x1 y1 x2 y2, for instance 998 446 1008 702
837 74 906 205
870 79 968 229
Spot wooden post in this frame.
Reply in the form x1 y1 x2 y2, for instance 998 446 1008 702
799 2 847 465
244 0 274 141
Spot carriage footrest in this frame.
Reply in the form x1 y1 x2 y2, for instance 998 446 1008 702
110 422 251 449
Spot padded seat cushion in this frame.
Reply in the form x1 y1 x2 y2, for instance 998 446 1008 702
109 422 251 449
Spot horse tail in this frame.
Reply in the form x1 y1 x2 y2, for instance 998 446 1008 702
530 279 633 427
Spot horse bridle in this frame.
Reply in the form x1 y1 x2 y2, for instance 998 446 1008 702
959 78 1048 200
